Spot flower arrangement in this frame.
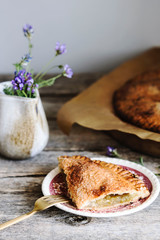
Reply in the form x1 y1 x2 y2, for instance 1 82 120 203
4 24 73 98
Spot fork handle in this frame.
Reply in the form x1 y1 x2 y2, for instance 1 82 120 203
0 209 37 230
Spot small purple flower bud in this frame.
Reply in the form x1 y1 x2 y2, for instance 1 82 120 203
21 54 32 65
19 83 24 90
27 87 30 91
19 69 26 76
23 24 34 39
63 64 73 78
11 80 15 85
26 72 32 77
27 78 33 83
26 78 33 86
106 146 120 158
13 85 18 90
55 42 67 55
15 77 21 83
32 88 35 94
34 84 38 88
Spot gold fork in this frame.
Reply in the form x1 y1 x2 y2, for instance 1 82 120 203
0 195 68 230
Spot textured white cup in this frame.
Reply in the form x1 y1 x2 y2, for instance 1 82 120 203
0 81 49 159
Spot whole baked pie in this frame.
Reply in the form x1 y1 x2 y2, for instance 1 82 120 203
113 69 160 133
58 155 150 209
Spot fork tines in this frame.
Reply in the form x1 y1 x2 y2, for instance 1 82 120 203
44 195 68 203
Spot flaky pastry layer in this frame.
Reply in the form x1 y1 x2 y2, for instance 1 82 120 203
58 155 150 209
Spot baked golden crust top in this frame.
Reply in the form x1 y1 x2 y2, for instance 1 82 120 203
58 155 150 209
113 69 160 133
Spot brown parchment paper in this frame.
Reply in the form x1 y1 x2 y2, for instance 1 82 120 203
57 48 160 146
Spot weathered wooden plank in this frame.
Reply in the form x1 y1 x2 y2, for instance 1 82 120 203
47 122 116 151
0 144 160 177
0 192 159 240
0 151 104 178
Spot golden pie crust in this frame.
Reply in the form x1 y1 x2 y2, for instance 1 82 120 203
113 69 160 133
58 155 150 209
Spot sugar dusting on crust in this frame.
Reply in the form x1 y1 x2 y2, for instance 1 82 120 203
49 164 152 213
57 156 150 209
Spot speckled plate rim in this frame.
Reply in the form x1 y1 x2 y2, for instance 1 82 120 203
42 157 160 218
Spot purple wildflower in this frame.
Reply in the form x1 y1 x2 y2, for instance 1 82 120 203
23 24 34 39
11 69 35 95
11 80 15 85
34 84 39 88
26 83 38 95
55 42 67 55
30 84 38 94
21 54 32 65
13 85 18 90
26 72 32 77
15 76 22 83
26 78 34 86
12 70 26 90
106 146 120 158
63 64 73 78
19 83 24 90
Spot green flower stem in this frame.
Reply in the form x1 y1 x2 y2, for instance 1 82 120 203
28 39 32 55
114 151 120 158
15 64 21 72
27 89 32 98
34 55 56 80
38 74 62 89
22 90 27 98
36 65 61 82
27 39 32 72
139 157 144 166
16 90 22 97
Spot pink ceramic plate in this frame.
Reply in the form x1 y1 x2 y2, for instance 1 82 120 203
42 157 160 218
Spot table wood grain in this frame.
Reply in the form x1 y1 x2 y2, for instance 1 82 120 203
0 74 160 240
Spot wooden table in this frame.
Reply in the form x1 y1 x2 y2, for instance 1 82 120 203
0 74 160 240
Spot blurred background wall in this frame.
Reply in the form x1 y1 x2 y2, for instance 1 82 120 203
1 0 160 74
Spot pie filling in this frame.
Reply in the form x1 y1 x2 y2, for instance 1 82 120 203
85 193 140 209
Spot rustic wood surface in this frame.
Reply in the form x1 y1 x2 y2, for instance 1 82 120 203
0 74 160 240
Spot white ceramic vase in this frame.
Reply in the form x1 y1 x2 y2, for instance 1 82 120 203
0 81 49 159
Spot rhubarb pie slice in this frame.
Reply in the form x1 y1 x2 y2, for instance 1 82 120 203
58 155 150 210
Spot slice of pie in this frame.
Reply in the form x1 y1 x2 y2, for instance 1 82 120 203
58 155 150 210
